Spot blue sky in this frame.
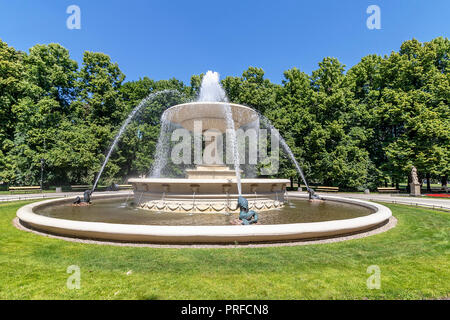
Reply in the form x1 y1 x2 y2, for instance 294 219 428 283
0 0 448 84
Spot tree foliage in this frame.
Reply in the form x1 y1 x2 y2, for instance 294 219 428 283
0 37 448 190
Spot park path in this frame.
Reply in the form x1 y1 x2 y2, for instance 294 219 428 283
288 191 450 211
0 190 132 203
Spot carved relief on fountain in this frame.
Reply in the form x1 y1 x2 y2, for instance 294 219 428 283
129 177 288 214
137 198 283 214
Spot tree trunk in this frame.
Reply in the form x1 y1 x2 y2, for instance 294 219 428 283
441 176 447 187
290 177 293 189
384 179 388 187
426 173 431 192
407 175 411 193
395 181 399 190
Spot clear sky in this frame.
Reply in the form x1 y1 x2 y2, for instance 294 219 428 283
0 0 448 84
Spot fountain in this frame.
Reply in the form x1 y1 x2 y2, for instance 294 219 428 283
15 71 393 244
129 71 289 214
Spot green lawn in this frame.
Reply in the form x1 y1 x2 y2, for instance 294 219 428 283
0 200 449 300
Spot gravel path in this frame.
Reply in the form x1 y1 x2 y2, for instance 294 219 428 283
288 191 450 211
0 190 131 203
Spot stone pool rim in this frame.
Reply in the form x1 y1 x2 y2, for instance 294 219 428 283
16 193 392 244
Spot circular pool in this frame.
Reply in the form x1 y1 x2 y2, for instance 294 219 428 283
16 193 392 244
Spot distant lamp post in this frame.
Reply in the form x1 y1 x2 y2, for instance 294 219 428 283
40 158 45 191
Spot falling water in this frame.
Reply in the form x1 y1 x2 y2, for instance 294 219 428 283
149 111 172 177
259 114 310 190
91 90 176 192
144 71 311 199
197 71 242 196
223 103 242 195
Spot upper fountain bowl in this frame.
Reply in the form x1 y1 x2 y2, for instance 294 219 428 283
165 102 259 132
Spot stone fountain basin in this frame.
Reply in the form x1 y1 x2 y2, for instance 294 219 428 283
128 178 291 213
16 194 392 244
164 101 259 132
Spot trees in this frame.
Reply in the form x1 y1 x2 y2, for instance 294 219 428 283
0 40 27 184
0 37 447 190
221 68 281 178
65 51 127 184
348 38 450 188
25 44 78 108
266 68 313 181
222 67 278 114
1 43 79 185
115 78 188 180
76 51 126 126
272 59 373 189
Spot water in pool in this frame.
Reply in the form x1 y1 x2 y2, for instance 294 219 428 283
36 199 374 226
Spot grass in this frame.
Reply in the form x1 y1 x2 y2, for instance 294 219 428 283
0 200 449 300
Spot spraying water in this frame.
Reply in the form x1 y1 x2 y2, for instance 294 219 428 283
198 71 227 102
149 110 172 177
91 90 176 192
197 71 242 196
196 72 309 197
222 103 242 196
143 71 314 199
259 114 319 199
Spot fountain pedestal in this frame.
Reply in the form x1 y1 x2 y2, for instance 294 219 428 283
129 101 289 214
